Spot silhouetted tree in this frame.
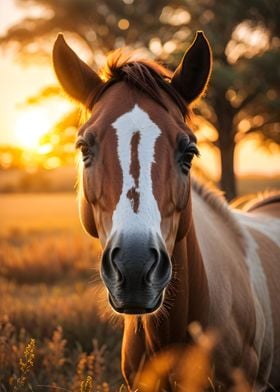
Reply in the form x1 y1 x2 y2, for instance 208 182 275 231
1 0 279 199
188 0 280 199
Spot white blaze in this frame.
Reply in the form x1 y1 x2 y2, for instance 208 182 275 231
111 104 162 236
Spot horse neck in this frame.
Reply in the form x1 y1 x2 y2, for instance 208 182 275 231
142 206 209 354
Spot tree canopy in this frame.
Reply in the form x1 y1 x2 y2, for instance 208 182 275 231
1 0 279 199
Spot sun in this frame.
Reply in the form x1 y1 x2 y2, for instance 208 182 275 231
14 108 51 149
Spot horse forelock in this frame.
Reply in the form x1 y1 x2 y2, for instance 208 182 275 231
100 48 171 81
88 48 190 122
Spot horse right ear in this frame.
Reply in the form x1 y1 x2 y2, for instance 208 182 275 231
53 33 103 109
171 31 212 105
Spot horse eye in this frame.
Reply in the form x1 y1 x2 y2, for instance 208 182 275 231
75 133 96 151
178 143 199 175
81 145 90 156
75 138 95 168
181 153 194 174
81 145 95 167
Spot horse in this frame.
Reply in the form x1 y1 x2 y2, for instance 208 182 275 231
52 31 280 391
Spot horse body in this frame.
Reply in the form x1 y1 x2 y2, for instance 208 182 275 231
235 206 280 387
52 32 280 390
123 184 280 390
192 183 278 388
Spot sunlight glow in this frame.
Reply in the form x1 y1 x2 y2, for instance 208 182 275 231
14 108 51 149
236 137 280 176
160 7 191 26
118 18 130 30
37 143 53 155
226 22 269 63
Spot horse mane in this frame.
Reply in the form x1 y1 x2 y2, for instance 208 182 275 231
242 192 280 212
191 177 280 256
91 48 190 120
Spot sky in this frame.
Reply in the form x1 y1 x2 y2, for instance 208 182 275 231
0 0 279 177
0 0 71 146
0 0 22 36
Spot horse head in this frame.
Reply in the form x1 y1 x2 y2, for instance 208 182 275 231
53 32 212 315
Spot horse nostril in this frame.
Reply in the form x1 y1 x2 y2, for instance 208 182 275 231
146 248 171 285
102 247 124 283
145 248 160 283
111 247 124 284
101 247 112 278
111 247 120 261
159 250 171 279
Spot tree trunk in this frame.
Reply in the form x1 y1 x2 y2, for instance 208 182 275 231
213 90 237 201
219 140 236 201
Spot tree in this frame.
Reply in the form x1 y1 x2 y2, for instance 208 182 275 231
1 0 279 199
0 0 174 61
188 0 280 199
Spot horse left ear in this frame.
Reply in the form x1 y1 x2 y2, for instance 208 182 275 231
171 31 212 104
53 33 103 109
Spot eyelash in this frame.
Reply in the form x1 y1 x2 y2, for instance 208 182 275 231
179 143 199 175
75 138 95 167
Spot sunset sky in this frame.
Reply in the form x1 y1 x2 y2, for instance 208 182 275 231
0 0 279 177
0 0 72 147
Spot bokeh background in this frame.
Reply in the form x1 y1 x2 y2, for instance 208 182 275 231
0 0 279 390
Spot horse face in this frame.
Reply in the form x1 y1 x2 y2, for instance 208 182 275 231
53 32 212 314
78 89 196 314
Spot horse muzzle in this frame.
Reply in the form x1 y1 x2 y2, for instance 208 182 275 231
100 231 172 315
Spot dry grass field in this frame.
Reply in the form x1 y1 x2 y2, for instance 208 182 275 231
1 183 279 391
0 192 80 234
0 192 123 391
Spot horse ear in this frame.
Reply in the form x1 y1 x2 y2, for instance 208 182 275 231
171 31 212 104
53 33 103 108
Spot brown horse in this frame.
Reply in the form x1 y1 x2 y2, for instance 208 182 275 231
53 32 280 391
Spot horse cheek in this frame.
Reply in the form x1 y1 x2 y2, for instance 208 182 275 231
176 183 192 241
79 197 99 238
176 205 191 241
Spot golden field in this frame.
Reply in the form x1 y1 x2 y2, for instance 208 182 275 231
0 193 80 233
0 192 123 391
0 184 279 391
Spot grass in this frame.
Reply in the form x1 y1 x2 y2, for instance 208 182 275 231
0 188 277 391
0 192 123 391
0 192 80 234
0 315 122 391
